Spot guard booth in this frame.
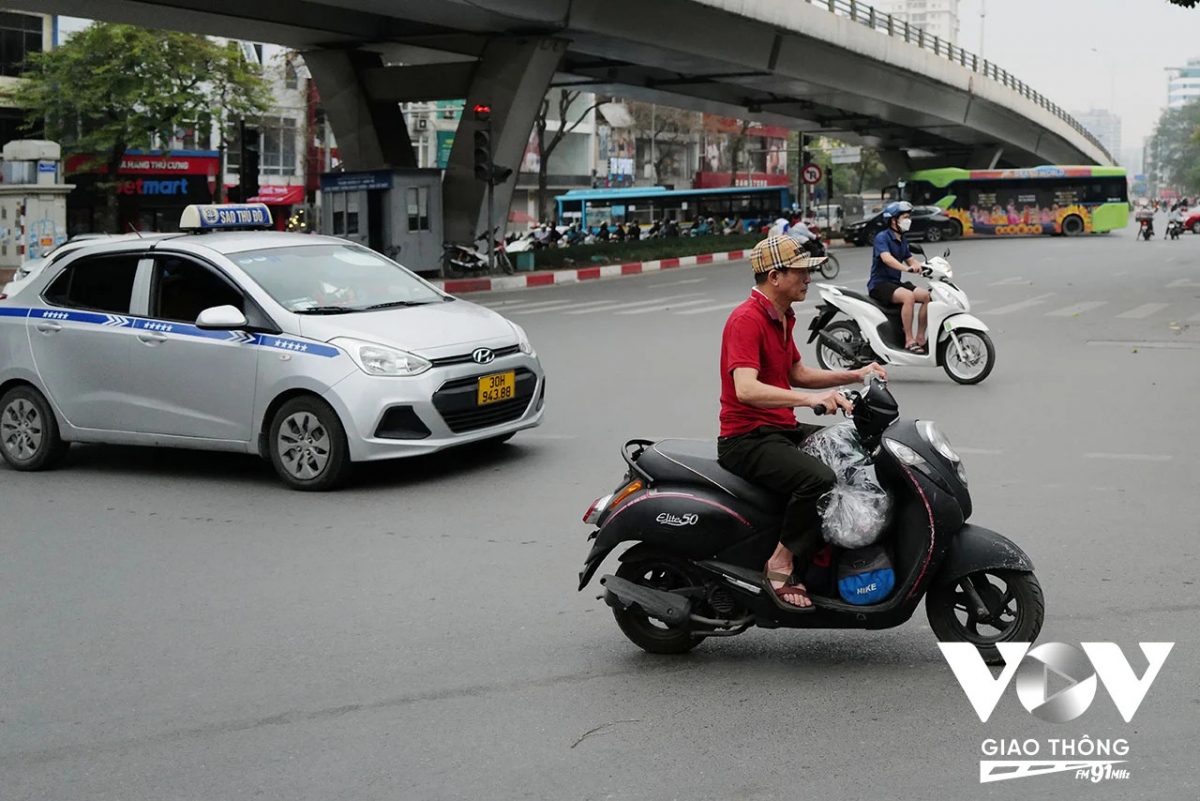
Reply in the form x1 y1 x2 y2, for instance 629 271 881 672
319 168 443 275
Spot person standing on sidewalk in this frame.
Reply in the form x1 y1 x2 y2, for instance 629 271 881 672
717 236 885 608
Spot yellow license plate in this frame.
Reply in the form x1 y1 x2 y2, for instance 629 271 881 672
477 371 516 405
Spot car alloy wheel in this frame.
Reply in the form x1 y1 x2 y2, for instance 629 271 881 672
1 397 42 461
277 411 332 480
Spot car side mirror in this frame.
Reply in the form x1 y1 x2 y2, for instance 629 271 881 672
909 244 925 255
943 249 951 258
195 305 248 330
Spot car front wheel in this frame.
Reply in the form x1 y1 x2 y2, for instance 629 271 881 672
268 396 352 491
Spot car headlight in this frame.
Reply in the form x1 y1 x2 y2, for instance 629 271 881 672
331 337 431 376
511 323 535 356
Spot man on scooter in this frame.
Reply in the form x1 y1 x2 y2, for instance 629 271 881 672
718 236 886 609
868 201 930 354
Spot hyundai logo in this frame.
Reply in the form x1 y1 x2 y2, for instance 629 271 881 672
471 347 495 364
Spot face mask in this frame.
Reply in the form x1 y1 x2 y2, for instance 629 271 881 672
898 218 912 232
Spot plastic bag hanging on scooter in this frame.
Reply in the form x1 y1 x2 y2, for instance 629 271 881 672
800 422 892 548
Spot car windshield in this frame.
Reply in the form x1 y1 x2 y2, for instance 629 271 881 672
231 243 445 312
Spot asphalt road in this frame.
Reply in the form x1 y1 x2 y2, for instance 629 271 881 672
3 227 1199 800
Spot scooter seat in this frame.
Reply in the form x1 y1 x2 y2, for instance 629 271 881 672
638 439 788 513
839 287 902 317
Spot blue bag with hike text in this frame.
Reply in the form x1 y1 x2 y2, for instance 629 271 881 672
837 545 895 605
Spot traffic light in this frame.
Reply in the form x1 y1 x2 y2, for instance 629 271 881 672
474 129 492 182
239 120 261 201
802 149 813 166
473 103 491 123
825 167 834 201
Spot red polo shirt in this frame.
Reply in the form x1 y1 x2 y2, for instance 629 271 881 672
719 289 801 437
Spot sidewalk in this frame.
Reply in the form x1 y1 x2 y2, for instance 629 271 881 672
430 241 848 295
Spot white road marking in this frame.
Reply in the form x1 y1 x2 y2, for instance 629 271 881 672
1116 303 1170 319
650 278 708 288
482 298 576 311
984 293 1056 315
509 300 614 315
1045 301 1108 317
1165 278 1200 288
955 447 1004 455
674 302 742 315
1087 340 1200 350
1083 452 1173 462
560 293 706 315
615 299 717 315
988 276 1028 286
1112 272 1128 277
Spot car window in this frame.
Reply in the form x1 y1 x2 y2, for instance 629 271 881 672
43 254 141 314
151 256 244 323
230 243 443 312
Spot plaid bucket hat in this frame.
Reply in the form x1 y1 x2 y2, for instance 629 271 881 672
749 235 828 274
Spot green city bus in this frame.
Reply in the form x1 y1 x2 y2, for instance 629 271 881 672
894 165 1129 238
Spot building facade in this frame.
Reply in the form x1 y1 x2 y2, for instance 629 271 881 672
1073 109 1122 165
1167 58 1200 110
873 0 960 45
0 11 54 149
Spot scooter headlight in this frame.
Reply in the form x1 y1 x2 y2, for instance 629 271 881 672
917 421 960 462
883 438 926 466
917 421 968 486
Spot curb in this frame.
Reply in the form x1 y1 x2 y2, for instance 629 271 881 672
430 249 749 295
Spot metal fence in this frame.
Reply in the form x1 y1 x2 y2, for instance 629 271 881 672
803 0 1113 163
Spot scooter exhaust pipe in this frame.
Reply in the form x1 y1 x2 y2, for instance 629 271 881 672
817 330 858 360
601 575 692 623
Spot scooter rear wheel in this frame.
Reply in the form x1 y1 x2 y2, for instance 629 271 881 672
815 320 868 371
926 569 1044 665
611 558 705 654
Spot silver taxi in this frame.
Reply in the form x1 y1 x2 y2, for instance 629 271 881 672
0 204 544 490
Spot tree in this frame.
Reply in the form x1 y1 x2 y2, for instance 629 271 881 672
207 42 275 203
727 119 754 187
1151 101 1200 195
628 102 701 184
9 23 270 231
533 89 604 224
1168 0 1198 7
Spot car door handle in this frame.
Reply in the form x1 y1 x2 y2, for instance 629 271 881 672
36 322 62 334
137 332 168 345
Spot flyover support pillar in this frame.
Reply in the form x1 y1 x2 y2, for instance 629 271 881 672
442 37 568 246
302 49 418 171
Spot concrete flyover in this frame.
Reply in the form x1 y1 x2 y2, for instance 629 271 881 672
28 0 1115 244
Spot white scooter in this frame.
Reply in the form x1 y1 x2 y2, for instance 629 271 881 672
806 245 996 384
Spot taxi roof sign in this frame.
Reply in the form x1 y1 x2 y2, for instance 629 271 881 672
179 203 273 231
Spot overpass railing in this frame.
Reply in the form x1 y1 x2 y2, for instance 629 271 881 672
803 0 1113 163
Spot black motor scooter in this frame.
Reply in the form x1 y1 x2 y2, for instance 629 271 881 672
577 376 1044 664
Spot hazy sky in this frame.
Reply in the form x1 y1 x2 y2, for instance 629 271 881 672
957 0 1198 151
60 1 1198 155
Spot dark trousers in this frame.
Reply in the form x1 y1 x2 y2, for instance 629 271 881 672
717 425 836 567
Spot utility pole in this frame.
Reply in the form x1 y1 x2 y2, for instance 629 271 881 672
979 0 986 60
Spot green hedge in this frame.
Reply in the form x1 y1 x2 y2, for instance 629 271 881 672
531 232 767 269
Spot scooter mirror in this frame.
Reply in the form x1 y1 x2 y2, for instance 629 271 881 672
943 248 951 258
909 244 925 255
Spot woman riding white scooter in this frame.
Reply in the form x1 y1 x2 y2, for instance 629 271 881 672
868 201 929 354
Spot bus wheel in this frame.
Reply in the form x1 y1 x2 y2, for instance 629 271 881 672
1061 215 1085 237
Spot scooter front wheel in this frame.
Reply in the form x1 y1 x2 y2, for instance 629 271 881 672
940 330 995 384
611 558 705 655
926 569 1045 665
817 254 840 280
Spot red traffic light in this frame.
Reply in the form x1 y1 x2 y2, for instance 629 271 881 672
473 103 491 122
